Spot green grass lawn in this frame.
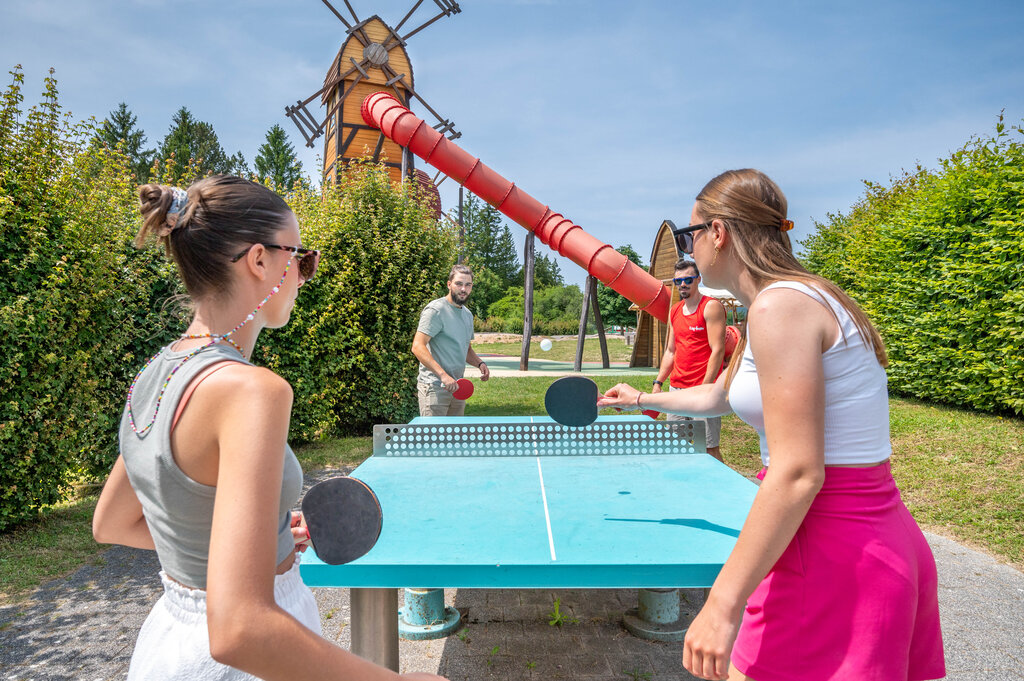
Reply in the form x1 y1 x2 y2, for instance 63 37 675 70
2 373 1022 603
476 337 635 364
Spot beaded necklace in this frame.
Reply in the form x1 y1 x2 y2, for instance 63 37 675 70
125 256 294 436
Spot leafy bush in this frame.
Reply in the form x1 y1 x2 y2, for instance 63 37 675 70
0 69 183 530
0 70 454 530
800 115 1024 414
255 161 457 439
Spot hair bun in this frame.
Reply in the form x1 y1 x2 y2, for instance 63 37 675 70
135 184 188 246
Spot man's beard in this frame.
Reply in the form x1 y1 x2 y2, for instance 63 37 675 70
452 291 470 305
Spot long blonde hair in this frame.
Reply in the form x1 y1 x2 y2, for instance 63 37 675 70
696 169 888 388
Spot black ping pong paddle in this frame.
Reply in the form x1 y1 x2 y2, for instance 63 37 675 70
545 375 599 427
301 476 382 565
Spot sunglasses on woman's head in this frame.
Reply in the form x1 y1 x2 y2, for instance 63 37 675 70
231 243 321 282
671 221 712 255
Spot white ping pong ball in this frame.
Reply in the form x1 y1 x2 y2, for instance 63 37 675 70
540 338 553 351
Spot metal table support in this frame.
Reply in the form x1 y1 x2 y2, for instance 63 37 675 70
351 588 399 671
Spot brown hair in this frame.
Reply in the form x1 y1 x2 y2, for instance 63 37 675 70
675 258 698 275
448 263 473 282
137 175 292 299
695 169 888 387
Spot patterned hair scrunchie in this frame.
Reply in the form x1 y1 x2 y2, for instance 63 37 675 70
164 187 189 231
779 218 794 232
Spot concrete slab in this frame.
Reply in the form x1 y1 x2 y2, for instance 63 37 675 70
1 470 1021 681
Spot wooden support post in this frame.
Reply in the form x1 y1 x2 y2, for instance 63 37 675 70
590 280 610 369
575 275 594 372
457 186 464 264
520 233 535 371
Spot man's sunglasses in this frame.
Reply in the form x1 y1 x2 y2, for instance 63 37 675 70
671 221 712 255
673 276 698 286
231 243 321 282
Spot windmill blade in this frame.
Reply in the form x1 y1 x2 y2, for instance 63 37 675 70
433 0 461 16
286 107 319 147
432 169 451 188
320 0 373 47
285 64 366 148
393 2 460 45
320 0 354 29
340 0 361 24
392 0 425 35
381 64 461 139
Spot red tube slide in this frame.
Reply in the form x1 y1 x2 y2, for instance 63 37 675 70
361 92 672 323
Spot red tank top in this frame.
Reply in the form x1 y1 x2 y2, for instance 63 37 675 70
669 296 723 389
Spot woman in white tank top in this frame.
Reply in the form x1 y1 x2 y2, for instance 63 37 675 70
599 170 944 681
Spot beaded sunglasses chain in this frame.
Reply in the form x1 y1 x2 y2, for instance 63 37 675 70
125 255 295 436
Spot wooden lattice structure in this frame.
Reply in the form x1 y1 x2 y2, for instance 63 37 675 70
630 220 680 367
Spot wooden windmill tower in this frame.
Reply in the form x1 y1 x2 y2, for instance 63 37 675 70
286 0 461 206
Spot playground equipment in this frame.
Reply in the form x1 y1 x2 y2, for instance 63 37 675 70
361 91 674 324
285 0 461 198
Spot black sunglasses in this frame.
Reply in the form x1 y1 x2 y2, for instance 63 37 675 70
673 276 698 286
231 244 321 282
671 221 712 255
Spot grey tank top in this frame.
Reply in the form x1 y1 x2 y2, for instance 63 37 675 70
119 343 303 589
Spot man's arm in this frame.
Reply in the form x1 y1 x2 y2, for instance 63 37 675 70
653 318 676 394
465 346 490 381
702 300 728 385
412 331 457 392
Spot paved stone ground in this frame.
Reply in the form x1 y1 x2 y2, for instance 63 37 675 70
2 467 1022 680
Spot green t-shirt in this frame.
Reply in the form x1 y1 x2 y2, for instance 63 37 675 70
417 296 475 386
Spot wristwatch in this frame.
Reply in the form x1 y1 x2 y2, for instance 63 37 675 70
653 380 663 386
478 362 486 369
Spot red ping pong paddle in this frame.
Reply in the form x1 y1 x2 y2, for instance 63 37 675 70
642 409 660 419
301 476 382 565
453 377 474 400
545 375 599 427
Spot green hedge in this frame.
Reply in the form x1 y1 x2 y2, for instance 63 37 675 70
800 116 1024 415
0 70 184 530
255 162 457 440
0 70 455 530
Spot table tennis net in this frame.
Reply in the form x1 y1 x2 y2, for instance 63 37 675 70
372 419 706 457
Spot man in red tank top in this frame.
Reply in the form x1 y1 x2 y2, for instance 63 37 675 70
653 259 727 461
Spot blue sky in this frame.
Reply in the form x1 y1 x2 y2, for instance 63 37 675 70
3 0 1023 289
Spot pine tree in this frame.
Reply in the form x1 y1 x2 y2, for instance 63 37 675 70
157 107 238 182
462 193 519 288
531 252 564 288
596 244 645 329
254 124 304 190
95 102 153 181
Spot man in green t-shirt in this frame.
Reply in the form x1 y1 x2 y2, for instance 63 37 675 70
412 264 491 416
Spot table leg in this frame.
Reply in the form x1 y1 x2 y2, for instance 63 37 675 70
350 588 399 671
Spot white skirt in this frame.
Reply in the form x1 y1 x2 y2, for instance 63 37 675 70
128 557 322 680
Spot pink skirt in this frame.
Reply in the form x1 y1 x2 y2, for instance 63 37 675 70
731 463 945 681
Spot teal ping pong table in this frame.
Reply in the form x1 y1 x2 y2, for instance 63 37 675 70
300 415 758 669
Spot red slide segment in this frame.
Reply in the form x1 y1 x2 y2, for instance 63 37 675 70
361 92 672 323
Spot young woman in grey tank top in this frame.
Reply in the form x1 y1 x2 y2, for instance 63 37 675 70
92 176 448 681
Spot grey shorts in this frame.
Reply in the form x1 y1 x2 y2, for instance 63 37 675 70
417 382 466 417
666 385 720 448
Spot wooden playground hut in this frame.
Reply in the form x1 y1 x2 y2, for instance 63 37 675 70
629 220 744 368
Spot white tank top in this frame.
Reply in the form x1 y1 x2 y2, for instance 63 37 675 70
728 281 892 467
